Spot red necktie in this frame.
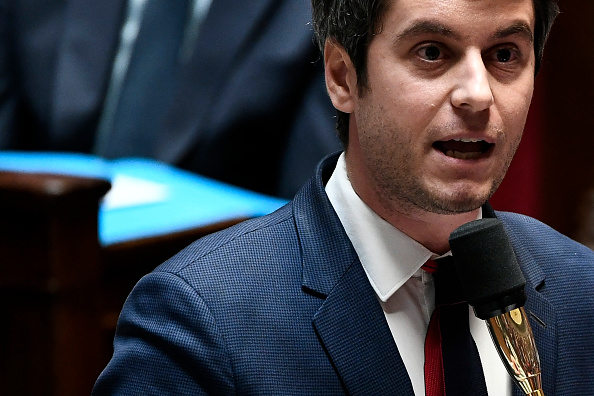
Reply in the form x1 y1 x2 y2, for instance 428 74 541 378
423 258 488 396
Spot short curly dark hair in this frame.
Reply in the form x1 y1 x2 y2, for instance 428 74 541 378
311 0 560 146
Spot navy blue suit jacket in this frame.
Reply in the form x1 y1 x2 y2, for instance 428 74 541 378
0 0 340 197
94 154 594 395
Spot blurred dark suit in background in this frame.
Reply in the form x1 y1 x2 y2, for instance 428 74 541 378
0 0 341 198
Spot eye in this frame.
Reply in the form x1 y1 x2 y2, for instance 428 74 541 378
417 44 443 61
485 45 526 79
495 48 512 62
489 46 520 64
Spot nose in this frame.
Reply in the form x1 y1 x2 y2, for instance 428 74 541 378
450 51 494 111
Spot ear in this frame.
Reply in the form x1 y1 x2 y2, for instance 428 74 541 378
324 40 357 114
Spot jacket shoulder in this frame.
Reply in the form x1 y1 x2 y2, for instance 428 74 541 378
153 202 299 278
496 211 594 260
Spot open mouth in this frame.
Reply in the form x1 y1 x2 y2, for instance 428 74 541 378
433 138 494 160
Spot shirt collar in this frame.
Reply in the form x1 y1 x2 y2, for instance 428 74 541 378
325 153 481 302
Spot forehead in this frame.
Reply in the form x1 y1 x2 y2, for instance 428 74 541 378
383 0 535 41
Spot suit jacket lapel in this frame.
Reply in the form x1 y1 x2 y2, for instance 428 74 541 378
313 259 415 395
499 214 559 396
157 0 277 161
294 154 414 395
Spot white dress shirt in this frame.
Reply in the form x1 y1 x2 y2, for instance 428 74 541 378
325 153 512 396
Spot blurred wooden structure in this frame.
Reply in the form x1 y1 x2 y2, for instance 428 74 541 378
0 171 243 396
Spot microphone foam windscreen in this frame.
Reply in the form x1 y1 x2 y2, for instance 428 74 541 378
449 218 526 318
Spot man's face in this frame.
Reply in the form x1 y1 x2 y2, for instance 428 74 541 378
338 0 536 216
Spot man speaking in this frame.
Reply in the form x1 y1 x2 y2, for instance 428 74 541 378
94 0 594 394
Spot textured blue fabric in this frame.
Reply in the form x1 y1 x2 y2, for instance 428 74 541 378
94 153 594 395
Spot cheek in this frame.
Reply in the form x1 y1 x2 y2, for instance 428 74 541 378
502 91 533 132
503 77 534 124
380 81 444 130
490 77 533 142
368 56 449 120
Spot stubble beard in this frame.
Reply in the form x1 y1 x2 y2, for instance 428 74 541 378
366 126 521 217
370 160 490 217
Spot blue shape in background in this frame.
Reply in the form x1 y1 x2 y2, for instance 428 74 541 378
0 151 288 246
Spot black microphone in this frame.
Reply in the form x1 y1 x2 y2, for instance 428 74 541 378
449 218 544 396
449 218 526 319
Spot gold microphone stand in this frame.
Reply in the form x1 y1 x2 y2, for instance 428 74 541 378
486 306 544 395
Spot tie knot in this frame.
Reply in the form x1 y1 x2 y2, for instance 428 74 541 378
422 259 439 273
430 256 466 305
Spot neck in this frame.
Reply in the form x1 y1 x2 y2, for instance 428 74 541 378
344 152 480 255
375 206 479 254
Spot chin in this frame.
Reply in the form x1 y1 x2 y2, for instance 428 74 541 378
423 186 492 215
439 200 485 214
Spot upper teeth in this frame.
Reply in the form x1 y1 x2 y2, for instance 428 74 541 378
452 138 483 143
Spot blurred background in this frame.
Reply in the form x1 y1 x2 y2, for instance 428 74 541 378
0 0 592 395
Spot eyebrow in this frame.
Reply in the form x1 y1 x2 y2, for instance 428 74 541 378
492 21 534 43
395 19 534 44
396 20 460 42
